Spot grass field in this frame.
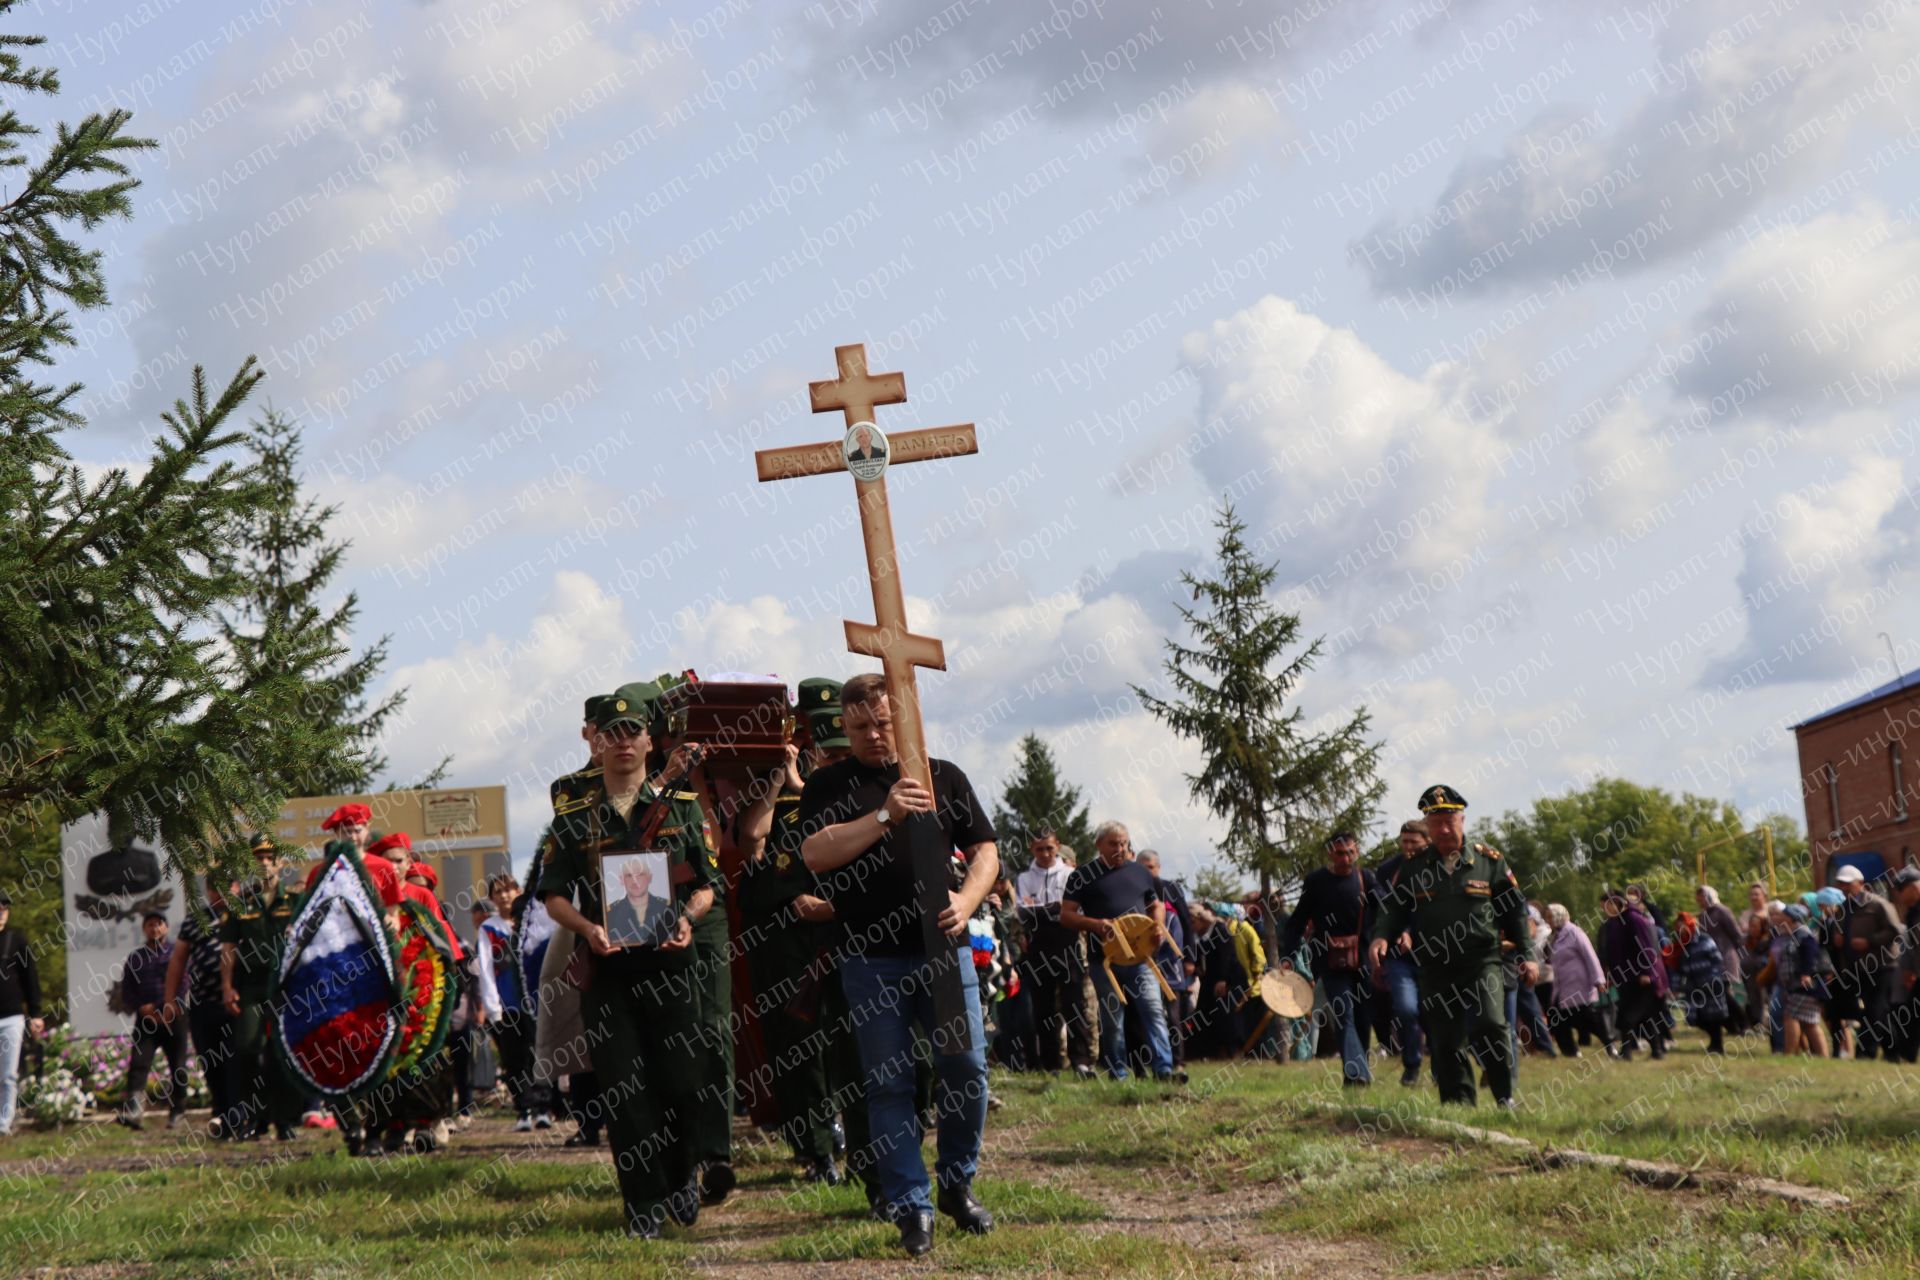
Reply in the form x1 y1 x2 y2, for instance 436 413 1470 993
4 1029 1917 1278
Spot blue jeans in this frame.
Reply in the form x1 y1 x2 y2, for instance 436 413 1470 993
1320 969 1373 1083
1090 961 1173 1078
840 948 989 1217
1383 955 1423 1070
0 1015 21 1133
1769 987 1785 1053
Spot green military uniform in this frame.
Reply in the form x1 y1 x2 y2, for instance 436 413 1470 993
222 838 301 1138
537 689 716 1233
1372 785 1534 1107
737 679 874 1193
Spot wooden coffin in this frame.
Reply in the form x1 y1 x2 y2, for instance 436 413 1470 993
658 679 792 765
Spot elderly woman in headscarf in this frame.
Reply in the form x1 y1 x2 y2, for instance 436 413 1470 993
1694 886 1748 1028
1810 886 1853 1056
1600 890 1668 1060
1543 904 1610 1058
1774 902 1831 1057
1663 911 1732 1054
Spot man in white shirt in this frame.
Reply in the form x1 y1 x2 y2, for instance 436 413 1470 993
1016 832 1072 906
1014 831 1094 1078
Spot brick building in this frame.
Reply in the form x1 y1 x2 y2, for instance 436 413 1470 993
1791 669 1920 885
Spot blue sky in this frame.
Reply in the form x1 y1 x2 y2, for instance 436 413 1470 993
37 0 1920 879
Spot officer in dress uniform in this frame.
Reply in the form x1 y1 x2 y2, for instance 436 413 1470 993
220 833 300 1141
537 686 715 1238
1369 785 1537 1108
737 677 874 1196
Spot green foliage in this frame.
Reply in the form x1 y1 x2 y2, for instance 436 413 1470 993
991 733 1093 870
1133 500 1385 890
1189 862 1247 904
1471 776 1808 928
0 9 414 903
220 409 443 794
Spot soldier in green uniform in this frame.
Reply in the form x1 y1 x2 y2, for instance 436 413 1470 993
638 674 737 1204
538 686 716 1238
535 693 610 1141
737 677 874 1197
1370 785 1537 1109
220 833 301 1141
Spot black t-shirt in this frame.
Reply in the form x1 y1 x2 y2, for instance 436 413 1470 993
1063 859 1158 921
797 756 995 957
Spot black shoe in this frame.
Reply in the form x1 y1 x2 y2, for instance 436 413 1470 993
1400 1065 1421 1087
276 1126 297 1142
830 1117 847 1157
667 1180 700 1228
1072 1064 1096 1081
1342 1077 1371 1089
699 1161 736 1206
563 1129 600 1148
626 1209 663 1240
115 1113 143 1130
804 1158 841 1185
898 1209 935 1257
936 1183 994 1235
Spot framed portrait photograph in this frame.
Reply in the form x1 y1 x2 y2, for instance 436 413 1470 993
599 850 676 949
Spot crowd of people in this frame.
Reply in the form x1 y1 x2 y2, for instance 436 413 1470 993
3 675 1918 1260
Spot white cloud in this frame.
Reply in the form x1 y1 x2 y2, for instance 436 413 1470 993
1675 202 1920 419
1703 455 1916 686
1354 0 1920 300
1175 295 1499 584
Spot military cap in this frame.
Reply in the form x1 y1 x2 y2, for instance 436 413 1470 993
798 676 848 748
1417 784 1468 813
582 693 611 724
597 681 660 731
247 832 277 854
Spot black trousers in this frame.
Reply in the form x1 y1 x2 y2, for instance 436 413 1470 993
186 1002 236 1130
122 1014 189 1117
1021 953 1093 1072
489 1009 540 1116
1548 1001 1613 1056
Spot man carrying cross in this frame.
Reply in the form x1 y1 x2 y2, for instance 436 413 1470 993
799 673 999 1258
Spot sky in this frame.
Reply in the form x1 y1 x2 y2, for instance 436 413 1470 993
33 0 1920 882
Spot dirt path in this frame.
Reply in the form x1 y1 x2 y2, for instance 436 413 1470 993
14 1109 1451 1278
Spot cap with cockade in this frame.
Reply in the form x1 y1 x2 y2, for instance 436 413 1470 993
247 833 276 855
596 682 660 732
1417 784 1468 813
798 676 848 749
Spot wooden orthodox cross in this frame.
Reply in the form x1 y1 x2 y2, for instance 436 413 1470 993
754 343 979 1051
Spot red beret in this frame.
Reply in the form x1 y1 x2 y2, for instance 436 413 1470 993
406 861 438 890
366 831 412 858
321 803 372 831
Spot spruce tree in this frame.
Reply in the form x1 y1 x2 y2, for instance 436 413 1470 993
1133 500 1385 947
0 12 368 872
220 409 444 794
991 733 1094 871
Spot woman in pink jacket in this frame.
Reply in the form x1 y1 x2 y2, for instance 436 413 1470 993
1543 904 1612 1058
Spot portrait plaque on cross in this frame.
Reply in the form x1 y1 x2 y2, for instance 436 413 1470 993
754 343 979 1053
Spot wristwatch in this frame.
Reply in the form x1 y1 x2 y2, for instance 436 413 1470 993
875 806 893 827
